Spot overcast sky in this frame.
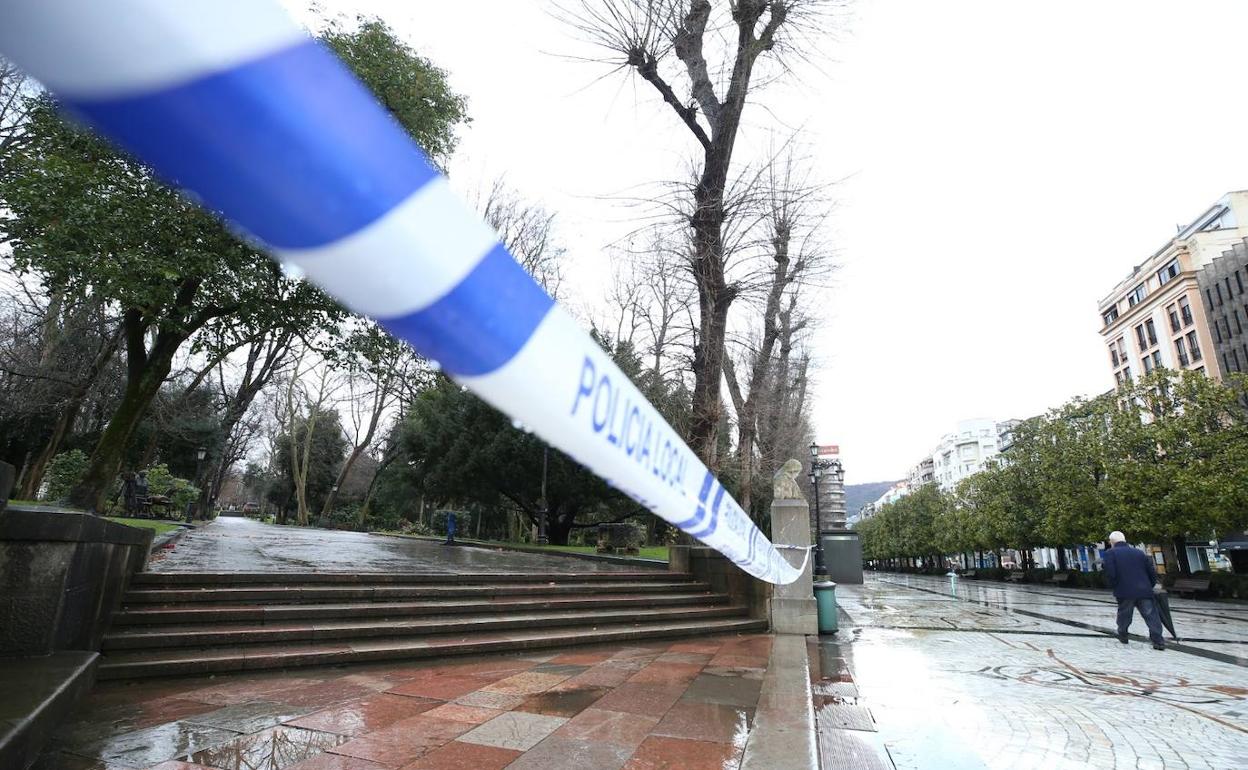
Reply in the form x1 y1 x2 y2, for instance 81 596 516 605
289 0 1248 484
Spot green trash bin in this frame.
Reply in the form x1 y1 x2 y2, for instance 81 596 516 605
814 580 838 634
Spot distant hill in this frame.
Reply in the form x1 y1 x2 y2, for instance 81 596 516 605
845 481 901 517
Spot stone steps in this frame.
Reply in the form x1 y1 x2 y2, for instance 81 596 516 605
120 580 708 604
102 603 747 649
97 616 768 680
102 570 759 679
129 569 675 586
111 591 722 625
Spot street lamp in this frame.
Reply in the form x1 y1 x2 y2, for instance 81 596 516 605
809 442 829 577
189 446 207 523
536 446 549 545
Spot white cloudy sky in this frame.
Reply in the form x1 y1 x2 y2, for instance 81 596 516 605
288 0 1248 483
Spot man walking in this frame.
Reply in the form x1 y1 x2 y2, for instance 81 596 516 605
1102 531 1166 650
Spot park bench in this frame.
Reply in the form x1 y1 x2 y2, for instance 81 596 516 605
962 569 978 579
140 488 176 518
1170 577 1210 598
1005 570 1026 583
1047 571 1071 585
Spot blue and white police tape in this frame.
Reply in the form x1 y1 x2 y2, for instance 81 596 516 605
0 0 809 585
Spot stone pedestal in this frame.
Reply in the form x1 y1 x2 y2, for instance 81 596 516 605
769 498 817 634
819 529 864 584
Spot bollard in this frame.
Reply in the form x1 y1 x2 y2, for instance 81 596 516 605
814 580 838 634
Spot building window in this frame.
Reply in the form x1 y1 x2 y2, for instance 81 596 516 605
1235 309 1244 335
1179 296 1194 326
1214 322 1223 344
1102 305 1119 325
1216 284 1225 305
1152 350 1162 369
1166 303 1180 332
1176 337 1189 367
1128 284 1147 307
1157 259 1179 285
1187 331 1202 361
1143 355 1155 374
1237 271 1245 295
1145 318 1158 346
1235 349 1244 373
1136 324 1146 350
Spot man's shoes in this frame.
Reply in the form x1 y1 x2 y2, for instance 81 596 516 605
1152 643 1165 651
1117 633 1129 644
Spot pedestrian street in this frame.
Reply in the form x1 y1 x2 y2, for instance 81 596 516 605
834 574 1248 769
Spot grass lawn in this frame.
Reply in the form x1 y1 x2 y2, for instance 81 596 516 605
105 517 182 535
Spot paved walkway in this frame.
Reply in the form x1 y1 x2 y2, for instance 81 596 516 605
151 517 639 573
36 634 808 770
835 574 1248 770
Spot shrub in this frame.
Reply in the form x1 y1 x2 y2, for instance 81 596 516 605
144 464 199 514
43 449 89 503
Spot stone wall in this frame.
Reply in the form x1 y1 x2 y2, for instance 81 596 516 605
0 506 153 655
671 545 771 622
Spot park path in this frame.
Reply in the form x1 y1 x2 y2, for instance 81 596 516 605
150 516 640 573
834 574 1248 769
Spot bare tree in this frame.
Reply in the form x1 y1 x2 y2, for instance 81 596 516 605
276 347 341 526
722 152 831 511
319 326 422 519
0 57 36 187
478 180 565 297
561 0 829 466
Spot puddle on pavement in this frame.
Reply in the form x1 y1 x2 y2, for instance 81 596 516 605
187 725 349 770
520 685 612 717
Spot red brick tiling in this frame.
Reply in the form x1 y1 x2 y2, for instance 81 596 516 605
554 707 660 749
421 702 505 725
621 735 744 770
44 634 775 770
399 740 521 769
327 714 472 766
548 650 616 665
650 701 753 744
286 753 387 770
286 692 442 736
591 683 687 716
626 661 704 686
386 674 495 700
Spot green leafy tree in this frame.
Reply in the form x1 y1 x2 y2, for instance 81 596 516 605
1107 370 1248 573
270 407 347 524
0 20 468 512
43 449 89 502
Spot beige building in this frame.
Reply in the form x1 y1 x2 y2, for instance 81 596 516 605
1098 191 1248 385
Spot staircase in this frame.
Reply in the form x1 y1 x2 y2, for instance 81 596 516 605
100 570 766 679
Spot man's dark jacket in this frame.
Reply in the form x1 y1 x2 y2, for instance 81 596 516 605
1102 542 1158 600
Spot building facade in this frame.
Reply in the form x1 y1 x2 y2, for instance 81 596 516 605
1197 236 1248 375
930 418 1017 491
1097 191 1248 386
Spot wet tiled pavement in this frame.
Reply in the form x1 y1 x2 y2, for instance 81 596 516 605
150 518 642 573
36 635 778 769
835 574 1248 769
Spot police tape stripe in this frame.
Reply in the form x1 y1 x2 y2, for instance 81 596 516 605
0 0 808 586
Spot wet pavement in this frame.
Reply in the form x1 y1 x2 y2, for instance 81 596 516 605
36 634 788 769
151 518 641 573
835 574 1248 769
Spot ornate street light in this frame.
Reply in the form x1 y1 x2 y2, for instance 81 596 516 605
809 442 829 577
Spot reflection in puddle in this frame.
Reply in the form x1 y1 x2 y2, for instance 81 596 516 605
188 725 348 770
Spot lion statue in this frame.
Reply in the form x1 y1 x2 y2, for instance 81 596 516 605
772 458 805 502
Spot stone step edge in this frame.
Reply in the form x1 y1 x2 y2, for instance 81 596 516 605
101 604 750 650
130 570 683 585
96 617 770 680
120 582 712 604
111 592 728 625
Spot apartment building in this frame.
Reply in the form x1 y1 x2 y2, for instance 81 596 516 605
930 418 1017 491
1097 191 1248 386
1197 236 1248 375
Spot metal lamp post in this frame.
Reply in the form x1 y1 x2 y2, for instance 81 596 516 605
189 446 207 522
809 442 829 577
536 446 549 545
